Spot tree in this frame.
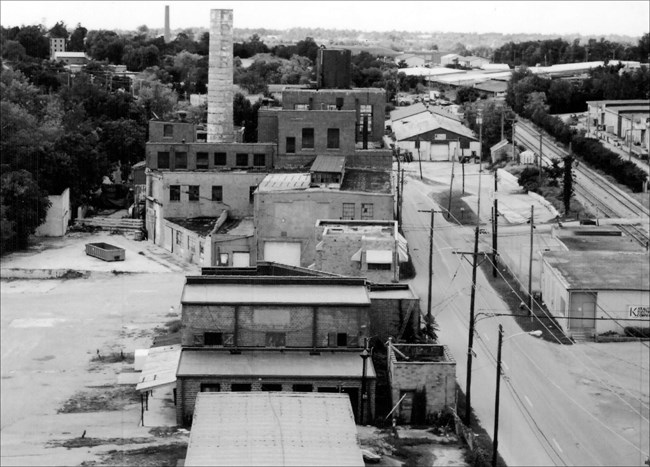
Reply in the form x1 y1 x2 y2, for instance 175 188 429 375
517 167 541 193
48 21 69 40
1 40 27 61
295 37 319 62
562 155 574 214
68 24 88 52
0 170 50 251
455 86 480 104
15 25 49 59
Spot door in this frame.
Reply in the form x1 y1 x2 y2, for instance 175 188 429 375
264 242 301 267
340 387 360 422
163 226 173 252
398 390 415 423
569 292 596 330
232 252 250 267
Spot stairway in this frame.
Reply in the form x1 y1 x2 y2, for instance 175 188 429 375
571 331 589 343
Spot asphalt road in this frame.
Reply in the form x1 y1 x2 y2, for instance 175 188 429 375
401 165 649 467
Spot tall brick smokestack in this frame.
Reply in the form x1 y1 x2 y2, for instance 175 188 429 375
207 9 234 143
164 5 170 43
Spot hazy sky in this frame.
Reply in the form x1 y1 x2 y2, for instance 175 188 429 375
1 1 648 37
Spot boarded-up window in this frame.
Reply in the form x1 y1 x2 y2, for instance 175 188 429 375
196 152 209 169
327 128 340 149
286 137 296 153
158 151 170 169
302 128 314 149
193 334 204 346
214 152 227 165
175 151 187 169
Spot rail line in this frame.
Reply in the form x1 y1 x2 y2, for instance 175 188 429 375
514 120 649 247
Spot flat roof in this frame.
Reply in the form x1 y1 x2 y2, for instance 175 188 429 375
368 286 417 300
257 173 311 192
340 169 392 194
185 392 364 466
474 80 508 93
177 349 377 379
165 217 218 237
604 105 650 114
542 251 650 291
181 282 370 305
310 155 345 173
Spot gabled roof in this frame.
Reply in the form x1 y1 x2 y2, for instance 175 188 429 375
390 102 429 122
490 139 510 152
393 112 476 141
474 80 508 94
310 155 345 173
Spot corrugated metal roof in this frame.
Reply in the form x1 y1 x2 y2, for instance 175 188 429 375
474 80 508 94
184 392 364 466
390 103 428 122
393 113 476 141
257 173 311 192
177 349 377 378
182 282 370 305
310 155 345 173
542 251 650 291
136 345 181 392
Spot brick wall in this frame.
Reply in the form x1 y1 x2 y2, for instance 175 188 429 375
182 304 369 348
388 344 456 419
368 298 420 342
177 375 376 426
276 110 357 155
148 121 196 143
347 151 392 170
146 142 275 170
257 111 279 144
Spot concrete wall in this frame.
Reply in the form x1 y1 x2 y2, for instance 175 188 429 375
35 188 70 237
207 9 234 142
149 121 197 143
177 374 376 427
212 235 254 267
255 190 394 266
181 304 369 348
596 290 650 334
388 344 456 421
161 219 212 266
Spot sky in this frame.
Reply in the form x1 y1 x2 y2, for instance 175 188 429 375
1 1 648 38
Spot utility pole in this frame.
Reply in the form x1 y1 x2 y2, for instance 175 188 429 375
500 111 504 141
492 324 504 467
416 137 423 180
400 167 405 226
494 170 498 192
538 133 543 186
513 122 518 164
395 147 401 226
461 161 465 195
492 199 498 278
464 166 483 426
447 146 456 219
478 112 483 172
418 209 443 339
528 205 534 314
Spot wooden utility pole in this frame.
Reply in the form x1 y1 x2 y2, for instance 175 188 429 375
416 137 423 180
447 146 456 219
538 133 543 186
461 161 465 194
419 209 443 338
494 170 498 192
501 111 505 141
400 167 405 226
492 199 498 278
528 205 534 314
395 147 401 225
513 122 518 164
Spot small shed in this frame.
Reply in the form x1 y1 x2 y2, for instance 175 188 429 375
490 139 513 163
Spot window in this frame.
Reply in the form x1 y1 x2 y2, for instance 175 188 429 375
261 383 283 392
175 230 183 246
196 152 209 169
218 253 229 266
231 383 252 392
286 137 296 153
327 128 340 149
302 128 314 149
293 384 313 392
249 186 257 204
212 186 223 202
266 332 286 348
328 332 349 347
294 104 309 110
359 104 372 135
163 124 173 138
342 203 355 220
157 151 170 169
253 153 265 167
361 203 373 220
317 387 339 393
236 153 249 166
170 185 180 202
214 152 227 165
336 97 344 109
204 332 223 346
368 262 391 270
175 151 187 169
188 185 199 201
200 383 221 392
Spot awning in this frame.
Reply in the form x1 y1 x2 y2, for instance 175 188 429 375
366 249 393 264
351 248 363 262
136 344 182 392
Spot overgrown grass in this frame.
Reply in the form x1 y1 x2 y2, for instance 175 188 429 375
81 442 188 467
58 385 141 413
91 351 135 364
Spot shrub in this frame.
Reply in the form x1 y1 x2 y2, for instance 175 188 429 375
624 327 650 338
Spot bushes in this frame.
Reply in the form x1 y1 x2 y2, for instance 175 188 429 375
624 327 650 338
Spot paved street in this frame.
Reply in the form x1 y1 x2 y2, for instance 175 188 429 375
401 162 650 466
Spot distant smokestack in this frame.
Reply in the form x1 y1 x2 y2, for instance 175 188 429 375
164 5 170 43
207 9 234 143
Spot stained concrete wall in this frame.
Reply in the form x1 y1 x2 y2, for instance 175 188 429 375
35 188 70 237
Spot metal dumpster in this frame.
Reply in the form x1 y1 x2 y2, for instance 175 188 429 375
85 242 125 262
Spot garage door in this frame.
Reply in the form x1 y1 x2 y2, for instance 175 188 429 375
232 252 250 267
264 242 301 267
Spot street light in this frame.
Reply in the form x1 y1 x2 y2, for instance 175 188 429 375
492 325 542 467
360 337 370 425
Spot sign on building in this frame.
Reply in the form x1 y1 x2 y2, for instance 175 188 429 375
628 305 649 318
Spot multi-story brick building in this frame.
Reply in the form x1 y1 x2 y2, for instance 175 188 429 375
175 273 377 426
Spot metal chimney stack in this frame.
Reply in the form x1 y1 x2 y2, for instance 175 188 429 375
207 9 234 143
164 5 170 43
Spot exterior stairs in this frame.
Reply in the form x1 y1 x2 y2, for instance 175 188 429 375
571 331 589 343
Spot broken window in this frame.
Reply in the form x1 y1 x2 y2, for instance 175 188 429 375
236 153 249 166
253 153 265 166
204 332 223 346
175 151 187 169
231 383 252 392
361 203 374 220
169 185 180 202
163 124 173 138
286 137 296 153
188 185 199 201
293 384 313 392
200 383 221 392
212 186 223 202
261 383 283 392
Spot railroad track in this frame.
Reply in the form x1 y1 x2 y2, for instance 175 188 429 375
514 120 649 247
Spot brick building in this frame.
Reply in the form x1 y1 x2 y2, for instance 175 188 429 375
175 274 377 426
387 341 456 423
314 219 408 283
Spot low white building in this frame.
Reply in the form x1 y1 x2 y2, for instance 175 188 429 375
540 251 649 339
35 188 70 237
